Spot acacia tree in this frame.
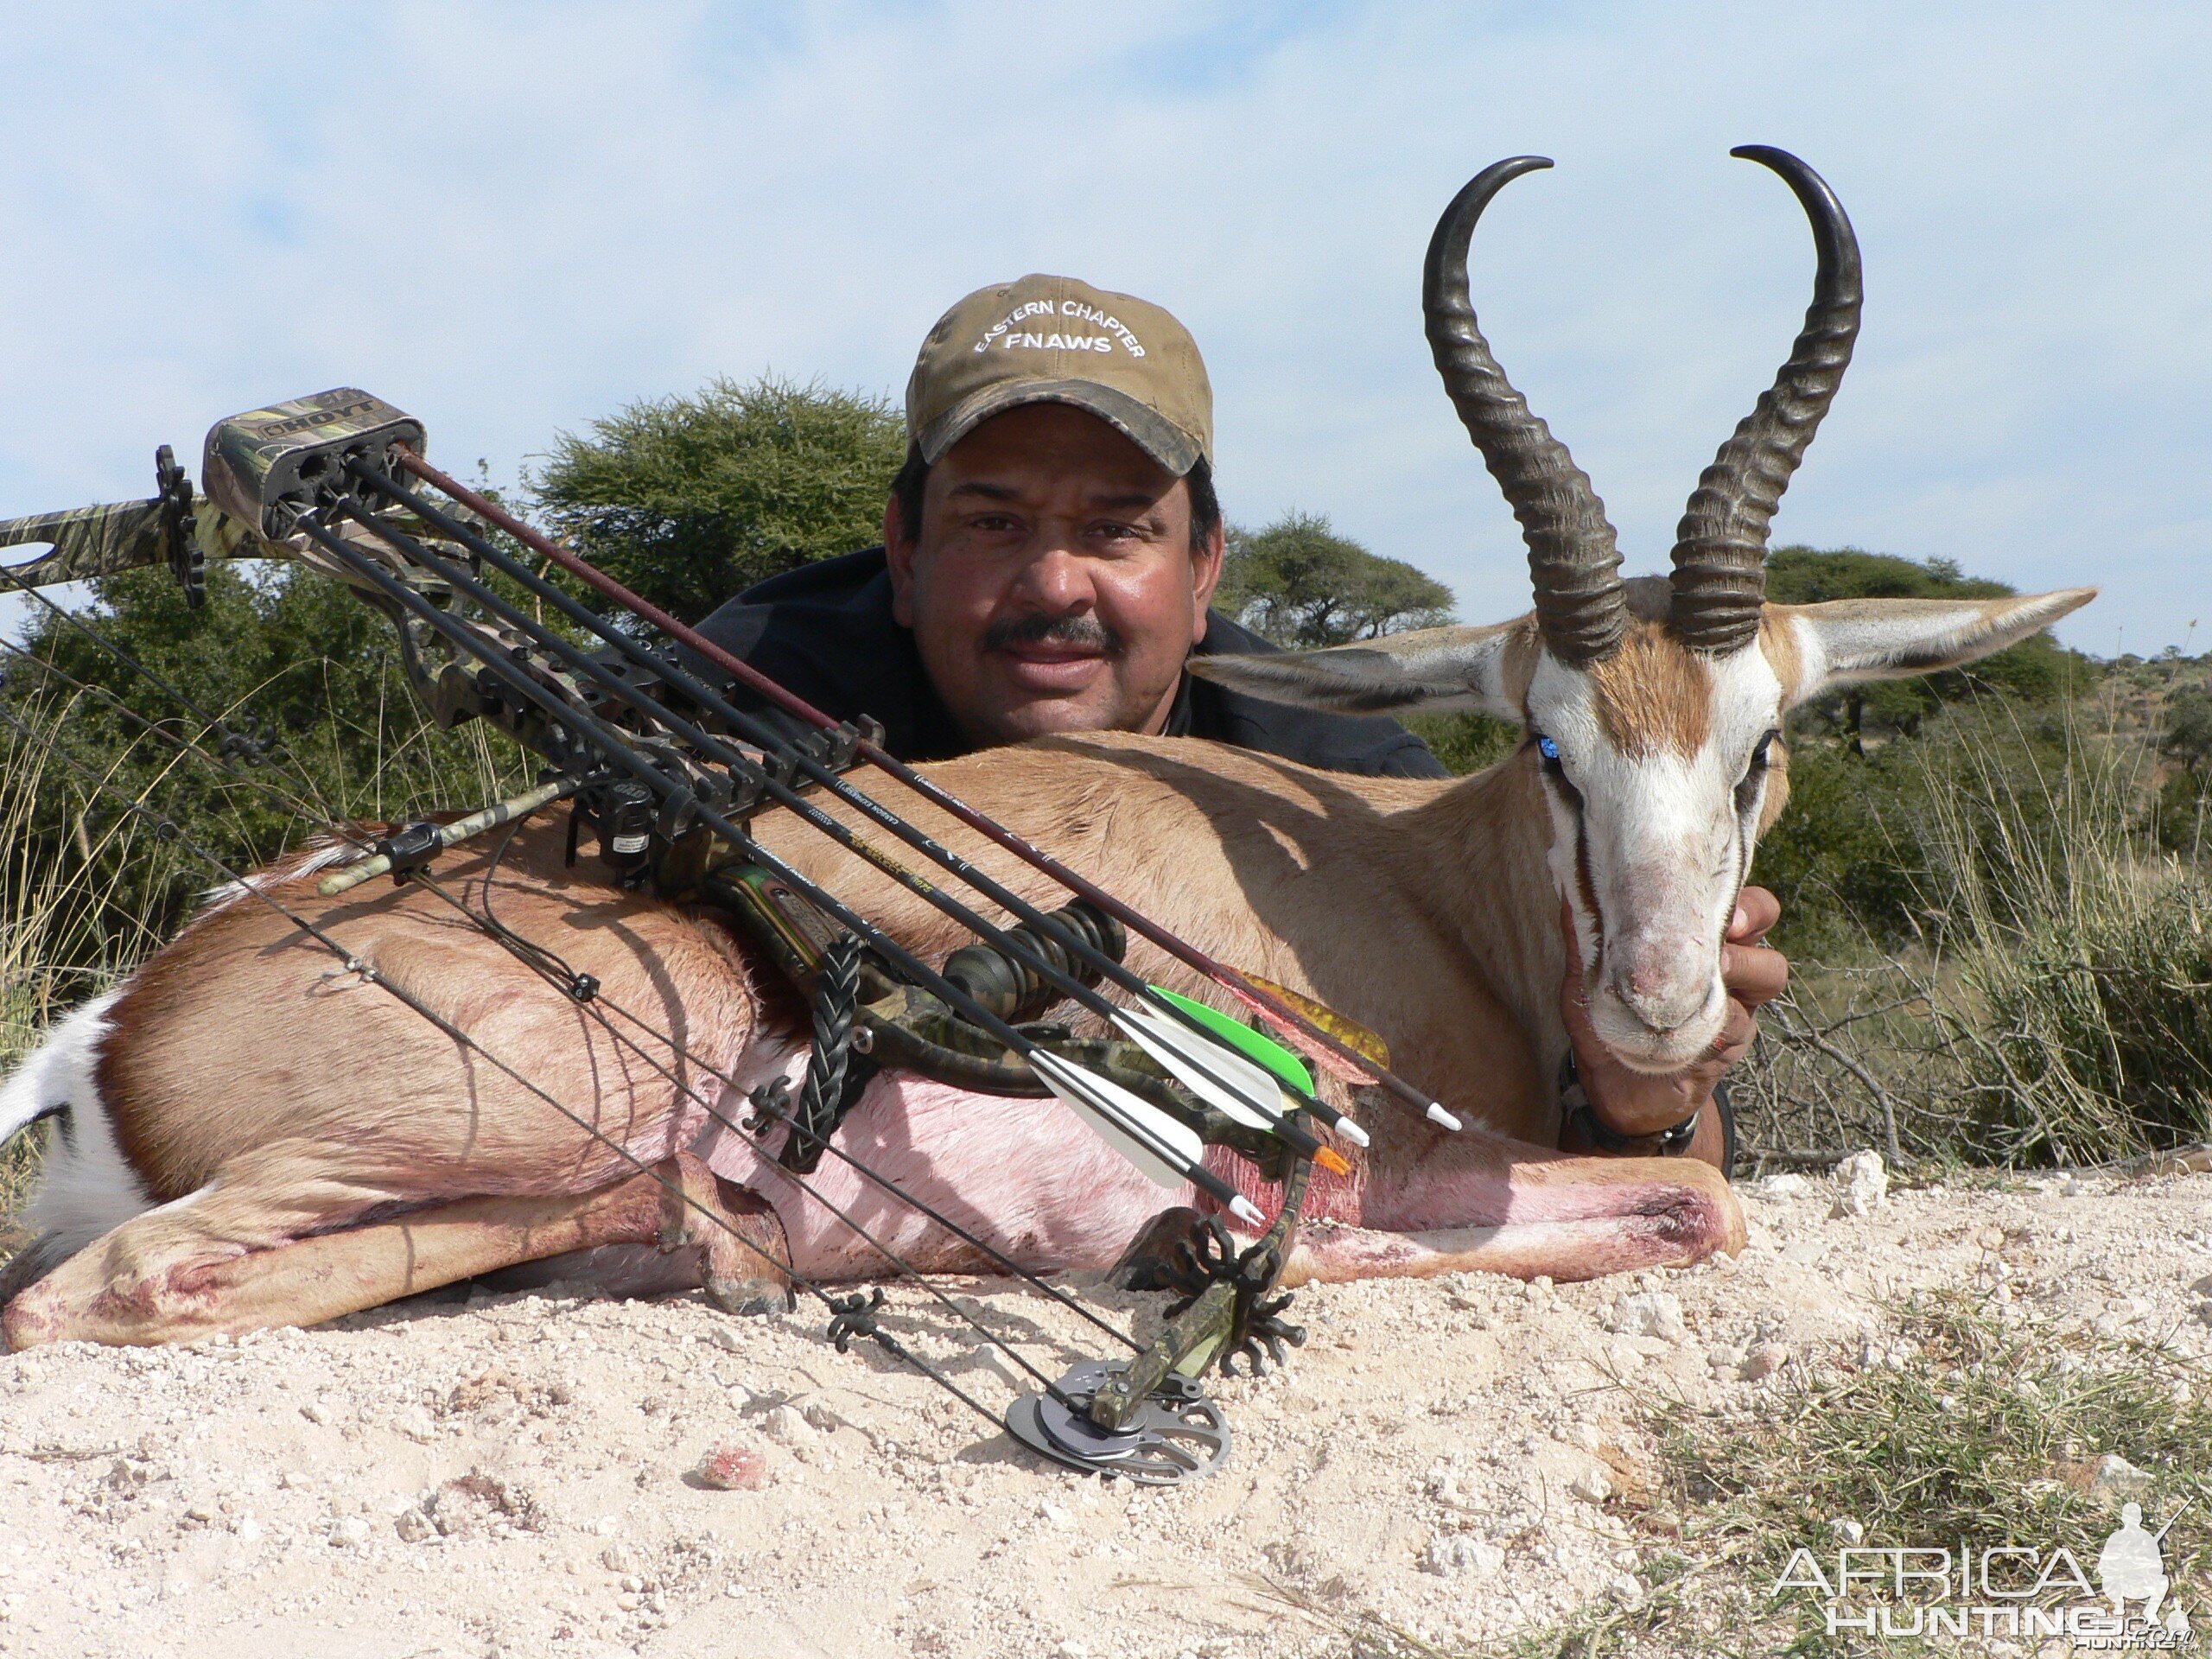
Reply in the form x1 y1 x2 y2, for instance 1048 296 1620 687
1 379 910 966
1215 510 1454 648
530 375 906 625
2164 689 2212 773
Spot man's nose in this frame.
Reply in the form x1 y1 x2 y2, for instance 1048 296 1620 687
1007 541 1094 613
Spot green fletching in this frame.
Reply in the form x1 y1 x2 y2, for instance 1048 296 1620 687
1148 986 1313 1094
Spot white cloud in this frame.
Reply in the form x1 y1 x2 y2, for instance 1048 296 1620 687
2 0 2205 652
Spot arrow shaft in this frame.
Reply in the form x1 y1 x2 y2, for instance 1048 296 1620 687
398 449 1449 1125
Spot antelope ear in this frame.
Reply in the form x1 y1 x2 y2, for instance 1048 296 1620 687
1187 620 1530 720
1774 588 2096 709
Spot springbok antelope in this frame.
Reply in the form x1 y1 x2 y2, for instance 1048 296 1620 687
0 149 2088 1350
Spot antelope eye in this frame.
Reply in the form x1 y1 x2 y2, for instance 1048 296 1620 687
1535 734 1563 770
1749 728 1778 771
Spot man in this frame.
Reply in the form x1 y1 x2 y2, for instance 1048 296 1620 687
694 274 1784 1170
693 275 1442 777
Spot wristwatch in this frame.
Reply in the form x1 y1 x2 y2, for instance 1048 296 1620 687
1557 1049 1704 1157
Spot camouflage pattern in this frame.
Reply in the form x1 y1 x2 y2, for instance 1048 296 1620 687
0 493 267 589
202 387 423 539
0 387 423 593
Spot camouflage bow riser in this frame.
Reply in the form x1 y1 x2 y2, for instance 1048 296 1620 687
0 387 1322 1477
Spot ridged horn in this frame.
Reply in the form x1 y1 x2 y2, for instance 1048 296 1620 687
1426 157 1628 668
1669 146 1863 655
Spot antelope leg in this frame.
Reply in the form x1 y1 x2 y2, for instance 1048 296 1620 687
1287 1147 1744 1286
3 1152 789 1350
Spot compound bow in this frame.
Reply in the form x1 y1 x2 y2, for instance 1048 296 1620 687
0 388 1448 1483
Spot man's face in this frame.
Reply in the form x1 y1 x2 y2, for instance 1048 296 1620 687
886 403 1224 749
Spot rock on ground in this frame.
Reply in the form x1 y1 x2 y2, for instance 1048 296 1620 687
1 1165 2209 1657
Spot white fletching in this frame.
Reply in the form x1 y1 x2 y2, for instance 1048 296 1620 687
1028 1050 1207 1192
1111 1005 1286 1133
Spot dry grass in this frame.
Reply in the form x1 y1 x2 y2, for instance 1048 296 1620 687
0 683 172 1258
1738 712 2212 1172
1661 1288 2212 1653
1262 1289 2212 1658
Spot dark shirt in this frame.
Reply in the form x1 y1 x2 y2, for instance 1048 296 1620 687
683 548 1448 779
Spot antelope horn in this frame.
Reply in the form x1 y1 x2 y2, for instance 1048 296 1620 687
1669 146 1864 655
1426 156 1628 668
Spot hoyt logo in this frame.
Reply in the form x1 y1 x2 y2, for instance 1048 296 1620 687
1775 1503 2195 1648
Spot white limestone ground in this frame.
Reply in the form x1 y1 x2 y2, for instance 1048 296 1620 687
3 1159 2210 1659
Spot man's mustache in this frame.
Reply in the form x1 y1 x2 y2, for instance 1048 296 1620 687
982 613 1122 656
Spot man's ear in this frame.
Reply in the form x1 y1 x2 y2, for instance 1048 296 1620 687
1190 521 1227 645
884 494 918 628
1186 618 1535 719
1771 588 2096 709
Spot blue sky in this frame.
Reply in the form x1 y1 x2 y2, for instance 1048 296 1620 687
2 2 2205 653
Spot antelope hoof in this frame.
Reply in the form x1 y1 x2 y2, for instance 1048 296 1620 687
670 1158 795 1316
705 1273 794 1319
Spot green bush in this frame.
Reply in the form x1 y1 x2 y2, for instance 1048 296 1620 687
2 561 526 975
1920 736 2212 1164
1738 714 2212 1168
2155 766 2211 857
531 375 906 626
2162 685 2212 771
1399 710 1519 775
1754 703 2078 954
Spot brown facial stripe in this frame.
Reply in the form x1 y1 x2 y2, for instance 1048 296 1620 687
1756 739 1790 834
1575 826 1601 953
1565 779 1603 975
1758 610 1805 703
1588 626 1713 759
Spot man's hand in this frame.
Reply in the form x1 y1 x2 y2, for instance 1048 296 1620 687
1557 887 1789 1142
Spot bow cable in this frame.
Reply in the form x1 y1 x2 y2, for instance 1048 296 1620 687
0 697 1026 1428
399 450 1460 1130
352 464 1364 1152
333 480 1351 1158
291 501 1273 1224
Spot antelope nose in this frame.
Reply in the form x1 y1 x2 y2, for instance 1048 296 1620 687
1610 938 1709 1032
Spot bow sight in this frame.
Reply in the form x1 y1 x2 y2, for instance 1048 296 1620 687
0 386 1436 1484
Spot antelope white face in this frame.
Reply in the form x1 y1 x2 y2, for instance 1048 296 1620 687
1193 141 2096 1076
1524 607 1782 1069
1188 582 2095 1074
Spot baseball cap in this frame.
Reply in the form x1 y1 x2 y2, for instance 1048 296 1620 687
905 274 1213 475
